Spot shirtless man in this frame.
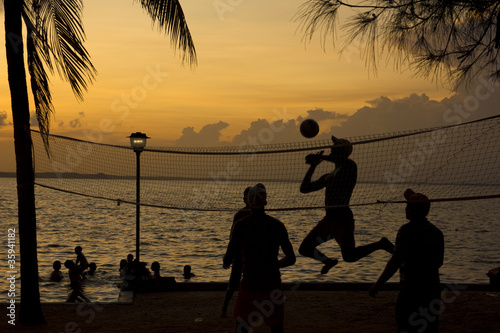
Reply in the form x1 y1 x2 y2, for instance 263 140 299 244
369 189 444 333
224 184 296 333
299 136 394 274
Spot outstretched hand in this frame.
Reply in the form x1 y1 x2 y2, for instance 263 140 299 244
305 151 324 165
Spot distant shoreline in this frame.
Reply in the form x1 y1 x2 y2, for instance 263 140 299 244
0 172 15 178
1 173 498 187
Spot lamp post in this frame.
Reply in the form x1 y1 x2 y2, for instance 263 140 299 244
128 132 149 263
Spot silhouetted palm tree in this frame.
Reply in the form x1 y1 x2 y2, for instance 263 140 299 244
3 0 196 323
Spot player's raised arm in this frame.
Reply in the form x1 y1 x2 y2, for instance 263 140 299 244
300 151 326 193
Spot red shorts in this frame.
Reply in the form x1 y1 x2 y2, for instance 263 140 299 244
234 287 285 328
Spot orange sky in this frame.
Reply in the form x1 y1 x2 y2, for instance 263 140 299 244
0 0 482 172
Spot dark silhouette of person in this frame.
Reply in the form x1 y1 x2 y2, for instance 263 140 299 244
369 189 444 333
299 136 394 274
49 260 64 282
140 261 177 292
119 259 128 278
120 257 137 291
136 261 152 281
75 246 89 270
87 262 97 276
224 183 296 333
151 261 161 279
487 266 500 289
126 253 134 275
183 265 195 280
221 186 252 318
64 259 90 302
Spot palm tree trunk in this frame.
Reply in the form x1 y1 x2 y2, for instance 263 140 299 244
4 0 45 324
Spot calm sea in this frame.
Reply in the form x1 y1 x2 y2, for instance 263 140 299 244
0 177 499 303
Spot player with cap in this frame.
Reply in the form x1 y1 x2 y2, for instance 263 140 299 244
223 183 296 333
369 189 444 333
299 136 394 274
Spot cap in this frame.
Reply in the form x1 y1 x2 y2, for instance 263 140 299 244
331 136 353 157
404 188 430 217
404 188 429 202
247 183 267 209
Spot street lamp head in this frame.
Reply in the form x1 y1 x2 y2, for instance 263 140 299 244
128 132 150 152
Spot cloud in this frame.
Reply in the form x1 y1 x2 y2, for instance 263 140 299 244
48 112 86 129
217 93 459 146
176 121 230 146
0 111 11 127
69 119 82 128
172 85 500 147
30 111 86 129
328 93 448 137
327 87 500 138
230 118 302 145
69 112 85 128
303 108 349 122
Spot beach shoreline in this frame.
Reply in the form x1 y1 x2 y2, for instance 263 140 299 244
1 283 499 332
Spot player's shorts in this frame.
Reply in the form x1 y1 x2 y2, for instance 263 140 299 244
302 207 355 248
396 286 441 333
234 287 285 328
325 207 354 221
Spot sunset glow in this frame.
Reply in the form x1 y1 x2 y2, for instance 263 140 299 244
1 0 491 172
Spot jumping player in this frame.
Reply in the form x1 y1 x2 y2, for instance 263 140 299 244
299 136 394 274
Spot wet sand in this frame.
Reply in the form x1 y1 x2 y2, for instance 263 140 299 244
1 284 499 332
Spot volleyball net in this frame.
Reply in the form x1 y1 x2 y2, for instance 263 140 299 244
31 115 500 211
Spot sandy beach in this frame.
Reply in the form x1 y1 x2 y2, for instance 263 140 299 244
1 283 499 332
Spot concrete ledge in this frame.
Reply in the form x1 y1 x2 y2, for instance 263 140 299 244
117 290 134 303
136 282 493 292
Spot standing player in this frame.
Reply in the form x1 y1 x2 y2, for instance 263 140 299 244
224 184 296 333
299 136 394 274
369 189 444 333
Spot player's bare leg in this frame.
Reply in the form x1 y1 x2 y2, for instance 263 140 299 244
299 220 339 274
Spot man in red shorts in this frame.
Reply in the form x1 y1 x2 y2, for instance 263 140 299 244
223 183 296 333
299 136 394 274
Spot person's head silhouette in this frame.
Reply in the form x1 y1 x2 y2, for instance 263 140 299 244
404 189 431 219
247 183 267 210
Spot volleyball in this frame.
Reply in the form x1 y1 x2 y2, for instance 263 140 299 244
300 119 320 138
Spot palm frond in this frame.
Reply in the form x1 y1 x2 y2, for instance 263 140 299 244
27 30 54 149
23 1 54 149
137 0 197 67
34 0 97 101
22 0 96 151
